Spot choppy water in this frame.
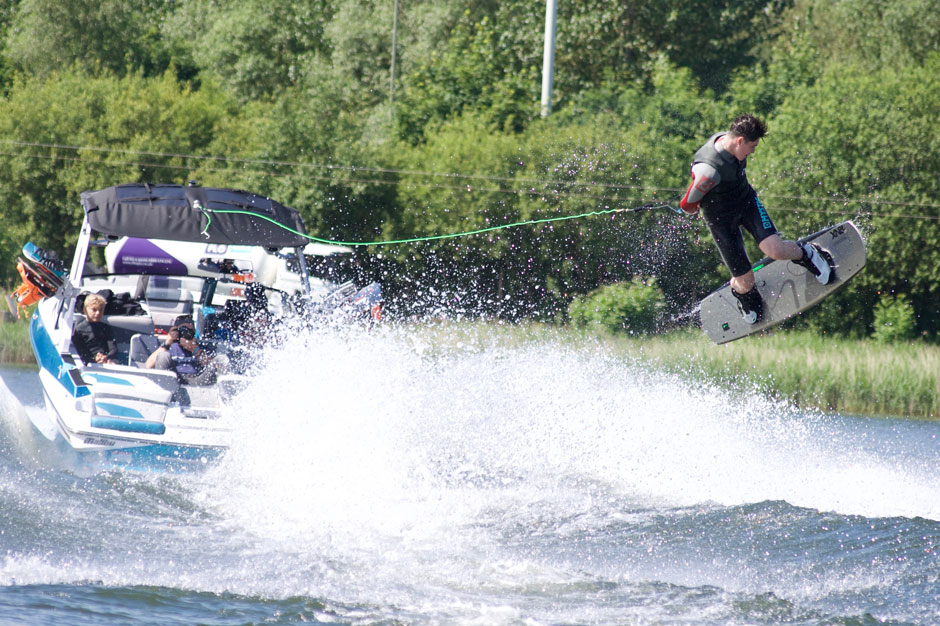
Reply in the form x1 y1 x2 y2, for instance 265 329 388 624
1 324 940 625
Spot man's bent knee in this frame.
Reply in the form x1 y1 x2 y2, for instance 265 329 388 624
759 234 802 261
731 272 756 294
758 234 787 259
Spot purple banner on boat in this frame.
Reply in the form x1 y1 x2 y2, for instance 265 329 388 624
112 238 188 275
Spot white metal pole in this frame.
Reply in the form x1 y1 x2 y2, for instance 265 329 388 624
540 0 557 117
390 0 399 105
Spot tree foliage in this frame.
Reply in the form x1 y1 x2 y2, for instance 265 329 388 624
0 71 236 259
5 0 170 78
797 0 940 70
0 0 935 340
755 54 940 334
396 1 789 143
162 0 334 101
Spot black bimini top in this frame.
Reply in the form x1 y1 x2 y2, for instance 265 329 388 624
80 183 309 248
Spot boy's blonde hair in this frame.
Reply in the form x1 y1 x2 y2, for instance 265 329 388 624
83 293 107 313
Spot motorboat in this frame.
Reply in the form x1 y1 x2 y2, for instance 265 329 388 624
14 182 381 472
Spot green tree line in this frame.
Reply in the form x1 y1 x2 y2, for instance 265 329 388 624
0 0 937 337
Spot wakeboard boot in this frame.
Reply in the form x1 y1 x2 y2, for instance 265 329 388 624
731 287 763 325
795 242 833 285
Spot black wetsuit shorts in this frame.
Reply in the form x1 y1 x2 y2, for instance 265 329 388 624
701 194 777 278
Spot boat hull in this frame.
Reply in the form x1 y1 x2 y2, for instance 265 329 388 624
30 298 231 473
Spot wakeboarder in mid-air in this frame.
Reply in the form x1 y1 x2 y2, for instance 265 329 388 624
679 114 832 324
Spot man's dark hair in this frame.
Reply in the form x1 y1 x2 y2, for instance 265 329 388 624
728 114 767 142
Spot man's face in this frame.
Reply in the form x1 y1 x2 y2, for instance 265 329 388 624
179 335 198 351
729 137 760 161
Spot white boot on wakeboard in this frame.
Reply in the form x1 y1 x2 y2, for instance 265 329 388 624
796 243 833 285
731 287 763 325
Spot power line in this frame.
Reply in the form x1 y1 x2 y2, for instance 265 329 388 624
0 139 677 194
0 148 678 206
0 140 938 220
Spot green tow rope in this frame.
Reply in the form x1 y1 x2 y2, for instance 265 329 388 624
199 196 682 247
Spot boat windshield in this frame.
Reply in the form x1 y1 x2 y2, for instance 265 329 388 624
79 272 288 322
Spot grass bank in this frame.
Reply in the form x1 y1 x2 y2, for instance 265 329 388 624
606 329 940 419
0 318 34 365
414 321 940 419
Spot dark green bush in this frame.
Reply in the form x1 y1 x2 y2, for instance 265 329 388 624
568 277 666 335
872 294 917 343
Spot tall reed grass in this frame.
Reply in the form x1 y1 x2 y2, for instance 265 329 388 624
0 317 34 365
410 321 940 418
611 329 940 418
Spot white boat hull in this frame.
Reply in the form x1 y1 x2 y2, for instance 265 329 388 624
30 281 232 473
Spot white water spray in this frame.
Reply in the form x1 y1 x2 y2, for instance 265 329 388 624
203 323 940 551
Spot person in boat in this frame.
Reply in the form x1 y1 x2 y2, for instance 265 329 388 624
218 282 277 373
679 114 833 324
71 293 118 365
145 316 229 384
227 282 274 347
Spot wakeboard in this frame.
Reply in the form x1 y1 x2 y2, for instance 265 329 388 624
699 220 867 344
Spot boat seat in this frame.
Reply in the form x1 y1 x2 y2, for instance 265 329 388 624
145 278 194 329
82 362 179 394
128 333 163 367
106 316 155 365
102 315 156 335
73 313 155 334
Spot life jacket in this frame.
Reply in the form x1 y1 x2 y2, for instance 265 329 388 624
692 133 754 211
168 342 200 375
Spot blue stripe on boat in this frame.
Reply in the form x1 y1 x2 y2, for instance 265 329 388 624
30 313 91 398
95 401 144 419
84 373 135 386
91 415 167 435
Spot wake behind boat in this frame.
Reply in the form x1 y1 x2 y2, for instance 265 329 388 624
18 182 381 473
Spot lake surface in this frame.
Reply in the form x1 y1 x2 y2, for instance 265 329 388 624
1 325 939 625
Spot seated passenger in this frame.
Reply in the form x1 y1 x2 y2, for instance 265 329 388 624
72 293 118 365
145 319 229 385
236 282 274 347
